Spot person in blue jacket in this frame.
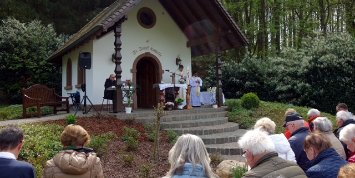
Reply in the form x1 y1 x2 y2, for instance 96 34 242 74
0 125 36 178
284 113 311 171
163 134 217 178
304 132 347 178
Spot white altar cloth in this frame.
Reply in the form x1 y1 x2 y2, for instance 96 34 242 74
200 92 225 105
153 83 187 106
155 83 187 90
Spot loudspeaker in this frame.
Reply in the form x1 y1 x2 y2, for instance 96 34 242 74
79 52 91 69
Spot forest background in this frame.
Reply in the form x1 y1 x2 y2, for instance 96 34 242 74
0 0 354 113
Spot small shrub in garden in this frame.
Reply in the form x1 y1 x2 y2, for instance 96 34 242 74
225 99 240 111
240 92 260 109
139 164 151 178
147 130 157 142
124 136 139 151
144 123 155 133
166 130 178 143
89 132 117 157
66 114 77 125
231 165 248 178
42 106 53 115
121 153 134 167
228 108 255 129
122 126 140 141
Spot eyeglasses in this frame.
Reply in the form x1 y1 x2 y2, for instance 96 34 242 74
242 150 247 158
285 122 292 127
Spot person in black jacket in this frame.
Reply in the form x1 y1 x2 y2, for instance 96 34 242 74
104 74 116 100
0 125 36 178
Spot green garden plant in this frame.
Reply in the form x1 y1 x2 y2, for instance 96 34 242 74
122 127 140 141
232 165 248 178
89 132 117 157
0 105 22 120
19 124 63 177
166 130 178 144
121 153 134 167
139 164 151 178
124 136 139 151
66 114 77 125
240 92 260 109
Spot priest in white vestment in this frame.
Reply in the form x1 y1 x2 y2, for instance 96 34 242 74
189 73 202 107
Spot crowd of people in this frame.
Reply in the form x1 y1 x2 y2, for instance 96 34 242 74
1 103 354 178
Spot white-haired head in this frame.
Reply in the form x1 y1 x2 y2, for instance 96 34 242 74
336 111 353 127
165 134 217 178
336 111 352 122
307 109 320 118
312 117 333 132
339 124 355 152
238 129 275 155
254 117 276 134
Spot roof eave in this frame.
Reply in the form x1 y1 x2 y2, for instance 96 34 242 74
49 26 103 62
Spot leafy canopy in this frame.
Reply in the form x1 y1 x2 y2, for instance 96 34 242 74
0 17 63 103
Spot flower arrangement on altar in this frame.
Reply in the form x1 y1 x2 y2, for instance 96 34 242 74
175 97 184 105
123 80 135 107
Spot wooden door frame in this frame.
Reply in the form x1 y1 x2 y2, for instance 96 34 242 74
132 52 163 109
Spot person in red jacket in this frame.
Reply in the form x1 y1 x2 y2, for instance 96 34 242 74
307 108 321 131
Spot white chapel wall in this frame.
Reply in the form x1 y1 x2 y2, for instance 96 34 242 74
91 0 191 104
61 41 93 100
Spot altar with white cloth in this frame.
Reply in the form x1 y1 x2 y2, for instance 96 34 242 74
153 83 187 106
200 91 225 105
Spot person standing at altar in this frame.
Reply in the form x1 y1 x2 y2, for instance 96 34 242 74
190 72 202 107
104 74 116 100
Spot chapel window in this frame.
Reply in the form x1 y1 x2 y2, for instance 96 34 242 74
65 58 72 90
76 64 86 88
137 7 156 29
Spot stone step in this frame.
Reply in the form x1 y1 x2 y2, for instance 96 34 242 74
110 107 227 119
205 142 243 156
166 122 239 135
161 117 228 129
134 111 227 123
161 112 227 122
199 129 247 145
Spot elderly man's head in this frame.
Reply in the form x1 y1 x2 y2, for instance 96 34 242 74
283 113 305 133
312 117 333 133
336 111 352 127
307 109 320 121
339 124 355 152
238 129 275 168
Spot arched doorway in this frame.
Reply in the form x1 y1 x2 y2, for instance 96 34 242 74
136 57 160 108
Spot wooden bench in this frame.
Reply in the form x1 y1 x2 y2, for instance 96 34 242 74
22 84 69 118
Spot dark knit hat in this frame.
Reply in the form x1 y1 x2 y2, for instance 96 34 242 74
283 113 303 127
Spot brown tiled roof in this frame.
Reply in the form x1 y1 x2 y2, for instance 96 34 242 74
49 0 141 61
49 0 248 61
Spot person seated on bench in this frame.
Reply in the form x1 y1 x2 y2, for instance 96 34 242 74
104 74 116 100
